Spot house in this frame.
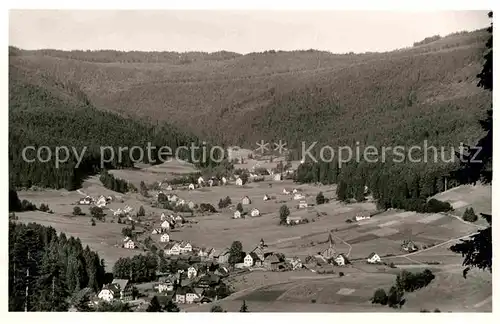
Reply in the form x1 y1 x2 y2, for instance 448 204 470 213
197 247 213 259
96 196 107 208
243 253 254 267
367 252 381 264
286 215 303 225
216 249 230 264
185 287 202 304
235 178 243 186
168 194 179 202
98 279 133 302
250 208 261 217
293 193 305 200
241 196 251 205
208 179 214 187
214 267 229 277
283 188 292 195
175 215 185 223
160 213 168 221
298 200 308 209
355 214 371 221
263 194 270 201
321 233 336 260
187 201 196 210
263 254 281 271
164 242 181 255
233 210 242 219
188 183 195 190
160 233 170 243
198 176 205 185
176 199 186 206
180 242 193 254
154 280 174 293
221 177 227 185
334 253 349 266
161 220 171 230
175 287 187 304
401 240 418 252
187 266 198 279
165 185 173 191
124 239 135 249
273 173 282 181
287 257 303 270
79 196 92 205
152 228 163 235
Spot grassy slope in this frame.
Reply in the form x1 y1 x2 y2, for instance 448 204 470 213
9 29 492 148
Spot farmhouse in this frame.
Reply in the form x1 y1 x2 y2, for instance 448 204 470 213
161 220 171 230
402 240 418 252
164 242 181 256
243 253 254 267
160 213 168 221
176 199 186 206
78 196 92 205
154 280 174 293
233 210 242 219
123 239 135 249
96 196 107 208
235 178 243 186
292 188 302 194
187 201 196 209
298 200 308 209
367 252 381 264
287 257 303 270
273 173 282 181
263 254 281 271
197 247 213 258
180 242 193 254
165 185 173 191
250 208 261 217
283 188 292 195
263 194 270 201
160 233 170 243
152 228 163 235
198 176 205 185
168 194 179 202
188 183 195 190
241 196 252 205
286 215 303 225
334 253 349 266
215 249 230 264
98 279 133 302
355 214 371 221
175 215 185 223
293 193 305 200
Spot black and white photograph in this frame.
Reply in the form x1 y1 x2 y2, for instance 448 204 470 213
5 6 493 314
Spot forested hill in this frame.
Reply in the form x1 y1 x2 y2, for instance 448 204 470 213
9 63 221 190
9 29 492 149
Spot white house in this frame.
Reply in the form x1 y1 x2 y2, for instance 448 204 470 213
79 196 92 205
235 178 243 186
298 200 308 209
292 188 300 194
263 194 270 201
334 254 348 266
164 242 181 255
155 281 174 293
176 199 186 206
152 228 163 235
187 266 198 279
180 242 192 254
221 177 227 185
160 233 170 243
283 188 291 195
175 215 185 223
355 214 371 221
168 194 179 202
273 173 282 181
286 216 303 225
250 208 261 217
208 179 214 187
165 185 173 191
233 210 242 219
160 213 167 221
198 176 205 186
161 220 171 229
243 254 254 267
124 239 135 249
367 252 381 264
187 201 196 209
96 196 107 208
188 183 195 190
242 196 251 205
293 193 305 200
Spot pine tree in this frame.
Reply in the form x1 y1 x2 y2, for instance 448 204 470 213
316 192 326 205
239 300 248 312
146 296 163 312
279 205 290 225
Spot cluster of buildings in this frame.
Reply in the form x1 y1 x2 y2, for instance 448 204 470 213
77 194 114 207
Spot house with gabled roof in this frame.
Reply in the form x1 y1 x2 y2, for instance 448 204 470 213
250 208 261 217
235 178 243 186
180 242 192 254
263 254 281 271
334 253 349 266
160 233 170 243
164 242 181 256
233 210 242 219
263 194 271 201
286 215 303 225
161 220 171 229
367 252 381 264
215 249 230 264
123 239 136 249
188 183 195 190
283 188 292 195
242 196 251 205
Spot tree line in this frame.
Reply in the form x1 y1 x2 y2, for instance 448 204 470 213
9 222 106 311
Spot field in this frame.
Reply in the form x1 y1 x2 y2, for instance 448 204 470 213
14 161 492 311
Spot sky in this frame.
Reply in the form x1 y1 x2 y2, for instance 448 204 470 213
9 10 491 54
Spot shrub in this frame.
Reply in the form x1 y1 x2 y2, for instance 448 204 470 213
316 192 326 205
73 206 82 216
339 272 344 277
39 203 50 212
462 207 478 222
371 288 388 305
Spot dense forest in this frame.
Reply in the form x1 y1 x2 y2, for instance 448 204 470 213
9 65 224 190
9 221 107 311
9 29 491 148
